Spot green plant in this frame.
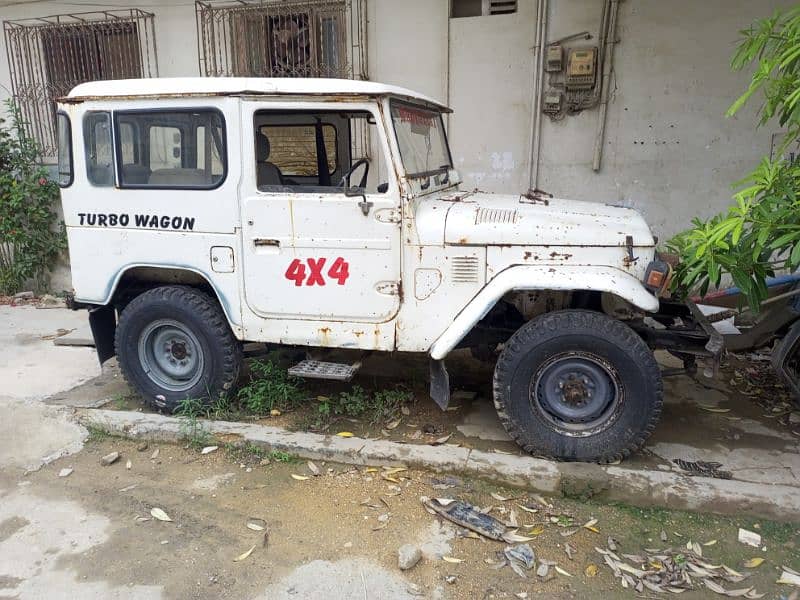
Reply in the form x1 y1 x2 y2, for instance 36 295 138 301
236 359 306 414
176 397 213 449
370 387 412 424
223 441 298 464
670 8 800 310
0 100 66 295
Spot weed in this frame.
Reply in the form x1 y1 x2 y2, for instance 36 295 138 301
300 385 413 431
370 387 412 424
223 441 298 464
85 424 111 442
237 359 306 414
176 397 213 450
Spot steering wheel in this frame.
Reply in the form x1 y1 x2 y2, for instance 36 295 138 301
339 158 370 190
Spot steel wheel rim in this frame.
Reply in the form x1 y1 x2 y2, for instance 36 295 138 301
138 319 204 392
530 352 622 437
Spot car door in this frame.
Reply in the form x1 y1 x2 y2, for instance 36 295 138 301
239 100 402 324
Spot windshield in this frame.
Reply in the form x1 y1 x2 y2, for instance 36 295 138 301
390 100 452 178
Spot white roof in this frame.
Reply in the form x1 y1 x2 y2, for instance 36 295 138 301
66 77 449 110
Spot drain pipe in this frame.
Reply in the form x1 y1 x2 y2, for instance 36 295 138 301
592 0 620 172
528 0 548 190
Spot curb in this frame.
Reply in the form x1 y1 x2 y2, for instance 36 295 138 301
77 409 800 522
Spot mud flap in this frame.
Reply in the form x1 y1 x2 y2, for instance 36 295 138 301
429 359 450 410
88 304 117 365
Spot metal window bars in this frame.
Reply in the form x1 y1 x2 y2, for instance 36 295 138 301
195 0 367 81
4 9 158 157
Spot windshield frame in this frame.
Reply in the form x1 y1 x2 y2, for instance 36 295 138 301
388 99 453 180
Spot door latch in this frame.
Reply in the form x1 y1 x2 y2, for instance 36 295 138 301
359 199 374 216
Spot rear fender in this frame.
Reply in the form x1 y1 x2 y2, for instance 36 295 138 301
429 264 659 360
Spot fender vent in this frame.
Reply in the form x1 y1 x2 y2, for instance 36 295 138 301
475 207 519 224
451 256 480 283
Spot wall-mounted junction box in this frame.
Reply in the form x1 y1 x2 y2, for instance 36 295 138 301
566 47 597 90
543 91 562 114
546 45 563 72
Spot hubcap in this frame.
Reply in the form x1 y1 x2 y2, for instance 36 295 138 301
138 319 204 392
531 352 622 435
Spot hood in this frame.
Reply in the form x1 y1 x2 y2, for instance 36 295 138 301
443 192 655 247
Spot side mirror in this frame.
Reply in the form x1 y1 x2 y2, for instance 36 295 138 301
344 184 373 216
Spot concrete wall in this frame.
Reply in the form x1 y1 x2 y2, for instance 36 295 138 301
0 0 792 291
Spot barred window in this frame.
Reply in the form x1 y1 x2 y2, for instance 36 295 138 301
3 10 158 157
196 0 366 80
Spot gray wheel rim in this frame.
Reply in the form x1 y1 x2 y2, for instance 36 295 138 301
531 352 622 436
138 319 204 392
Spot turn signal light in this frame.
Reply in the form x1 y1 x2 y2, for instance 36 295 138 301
644 260 673 296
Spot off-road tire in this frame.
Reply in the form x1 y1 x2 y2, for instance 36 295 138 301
493 310 662 462
115 285 242 413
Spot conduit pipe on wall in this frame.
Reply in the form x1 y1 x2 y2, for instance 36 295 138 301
592 0 620 172
527 0 548 190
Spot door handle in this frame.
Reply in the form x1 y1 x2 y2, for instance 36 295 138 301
253 238 280 247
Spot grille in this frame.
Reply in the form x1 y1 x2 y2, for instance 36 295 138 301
451 256 480 283
4 9 157 157
475 207 519 225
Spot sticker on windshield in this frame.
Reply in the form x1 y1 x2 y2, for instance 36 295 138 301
395 105 435 127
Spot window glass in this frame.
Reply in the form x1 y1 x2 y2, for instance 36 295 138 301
115 110 226 188
56 113 72 187
260 124 337 176
83 112 113 186
390 101 451 178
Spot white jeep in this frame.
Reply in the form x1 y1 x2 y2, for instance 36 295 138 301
57 77 679 462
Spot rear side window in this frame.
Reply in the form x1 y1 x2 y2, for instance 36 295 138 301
56 113 72 187
115 109 226 189
83 112 113 186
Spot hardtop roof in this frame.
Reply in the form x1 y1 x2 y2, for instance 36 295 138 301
65 77 450 111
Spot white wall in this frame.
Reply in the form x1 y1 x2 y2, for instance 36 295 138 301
0 0 792 252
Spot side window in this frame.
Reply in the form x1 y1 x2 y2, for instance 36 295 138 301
83 112 113 186
56 113 72 187
115 110 226 189
260 125 337 177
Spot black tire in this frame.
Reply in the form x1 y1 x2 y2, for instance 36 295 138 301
493 310 662 462
115 285 242 413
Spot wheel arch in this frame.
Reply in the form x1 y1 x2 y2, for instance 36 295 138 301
429 264 659 360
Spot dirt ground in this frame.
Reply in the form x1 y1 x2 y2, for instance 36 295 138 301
2 434 797 600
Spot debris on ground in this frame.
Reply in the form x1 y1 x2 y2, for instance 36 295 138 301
596 540 766 597
150 507 172 522
100 451 120 466
58 467 73 478
398 544 422 570
201 445 218 455
504 544 536 578
673 458 733 479
422 497 507 541
246 518 266 531
233 545 256 562
738 528 762 548
777 567 800 587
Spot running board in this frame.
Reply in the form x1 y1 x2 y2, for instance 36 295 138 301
288 359 361 382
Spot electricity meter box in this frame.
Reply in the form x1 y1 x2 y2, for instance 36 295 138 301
566 47 597 90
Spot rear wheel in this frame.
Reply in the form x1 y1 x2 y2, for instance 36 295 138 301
116 285 242 413
493 310 662 462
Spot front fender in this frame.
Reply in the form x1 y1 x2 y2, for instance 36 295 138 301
428 264 659 360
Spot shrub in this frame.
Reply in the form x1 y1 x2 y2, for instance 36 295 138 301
0 100 66 295
237 359 306 414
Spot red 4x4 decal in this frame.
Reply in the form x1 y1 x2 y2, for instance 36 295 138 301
284 257 350 286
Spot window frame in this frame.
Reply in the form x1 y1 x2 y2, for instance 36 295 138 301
257 121 339 178
112 107 228 190
82 111 114 187
56 111 73 188
389 99 454 180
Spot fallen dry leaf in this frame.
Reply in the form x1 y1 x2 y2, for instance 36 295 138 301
585 564 599 577
233 545 256 562
336 431 354 437
442 556 463 564
555 566 573 577
491 492 510 502
743 557 764 569
150 507 172 522
290 474 309 481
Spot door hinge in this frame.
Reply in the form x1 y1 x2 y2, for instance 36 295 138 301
375 281 401 296
375 208 402 224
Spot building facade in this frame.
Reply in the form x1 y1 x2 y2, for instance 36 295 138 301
0 0 791 253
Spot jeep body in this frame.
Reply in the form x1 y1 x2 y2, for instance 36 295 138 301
57 78 671 462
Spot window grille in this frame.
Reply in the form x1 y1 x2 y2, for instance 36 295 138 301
195 0 367 80
3 9 158 157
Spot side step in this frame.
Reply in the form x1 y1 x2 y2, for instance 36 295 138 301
288 359 361 382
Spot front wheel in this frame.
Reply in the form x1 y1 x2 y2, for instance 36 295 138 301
115 285 242 413
493 310 662 462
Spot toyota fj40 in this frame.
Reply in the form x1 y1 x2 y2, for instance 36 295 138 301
57 77 707 463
